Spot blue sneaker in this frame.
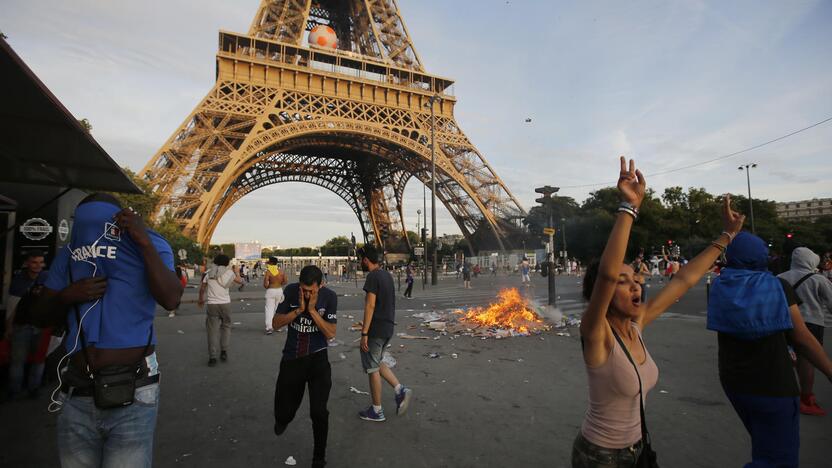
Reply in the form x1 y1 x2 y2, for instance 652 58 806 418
358 406 386 422
395 386 413 416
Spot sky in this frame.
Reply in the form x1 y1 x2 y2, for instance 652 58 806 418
3 0 831 247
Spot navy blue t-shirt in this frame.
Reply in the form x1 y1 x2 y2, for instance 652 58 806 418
9 270 48 296
277 283 337 360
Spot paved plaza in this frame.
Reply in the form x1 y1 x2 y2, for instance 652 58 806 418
2 273 830 467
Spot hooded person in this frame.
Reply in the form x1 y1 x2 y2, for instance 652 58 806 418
30 193 182 468
198 254 242 365
778 247 832 415
707 232 832 468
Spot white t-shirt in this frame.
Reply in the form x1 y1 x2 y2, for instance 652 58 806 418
202 269 236 304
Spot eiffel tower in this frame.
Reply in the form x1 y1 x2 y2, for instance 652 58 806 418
140 0 525 253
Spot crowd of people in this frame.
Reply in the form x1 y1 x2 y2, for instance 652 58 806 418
1 158 830 468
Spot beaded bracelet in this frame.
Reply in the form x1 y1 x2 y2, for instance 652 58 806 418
710 241 727 252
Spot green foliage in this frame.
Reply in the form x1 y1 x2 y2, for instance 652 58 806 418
155 213 203 264
524 186 831 263
109 168 159 219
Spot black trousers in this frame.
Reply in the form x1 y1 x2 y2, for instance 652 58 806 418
274 350 332 460
404 281 414 297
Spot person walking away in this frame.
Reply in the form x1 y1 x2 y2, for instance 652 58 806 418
631 256 649 303
403 263 414 299
573 158 744 467
31 193 183 468
198 255 242 366
777 247 832 415
237 262 248 291
708 233 832 467
357 245 412 421
272 266 336 468
5 250 49 399
462 262 472 289
264 257 287 335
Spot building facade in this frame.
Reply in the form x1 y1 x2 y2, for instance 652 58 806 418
776 198 832 221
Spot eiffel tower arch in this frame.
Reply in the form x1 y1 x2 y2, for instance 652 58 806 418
140 0 525 253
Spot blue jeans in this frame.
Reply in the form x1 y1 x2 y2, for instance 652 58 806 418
57 383 160 468
725 391 799 468
9 325 45 395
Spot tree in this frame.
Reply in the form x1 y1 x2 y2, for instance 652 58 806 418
109 167 160 219
320 236 351 256
155 213 203 264
78 118 92 133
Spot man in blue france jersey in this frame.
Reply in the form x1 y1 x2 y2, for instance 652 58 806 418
272 265 337 468
30 193 183 468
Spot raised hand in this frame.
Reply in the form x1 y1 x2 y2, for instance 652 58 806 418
113 208 151 249
616 156 646 209
721 194 745 238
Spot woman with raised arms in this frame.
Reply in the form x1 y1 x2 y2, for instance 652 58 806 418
572 157 745 467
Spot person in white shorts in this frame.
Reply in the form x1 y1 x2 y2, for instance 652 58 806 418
264 257 288 335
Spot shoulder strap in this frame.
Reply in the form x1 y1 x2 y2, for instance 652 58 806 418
610 326 651 446
792 272 817 291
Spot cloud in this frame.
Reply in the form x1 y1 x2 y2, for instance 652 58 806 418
4 0 832 247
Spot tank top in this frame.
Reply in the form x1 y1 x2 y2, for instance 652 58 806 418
581 323 659 448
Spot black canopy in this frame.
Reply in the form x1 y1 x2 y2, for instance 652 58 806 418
0 37 141 194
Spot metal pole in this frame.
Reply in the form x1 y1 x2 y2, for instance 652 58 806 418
561 218 568 270
423 183 427 289
430 95 438 286
745 167 756 234
548 213 556 306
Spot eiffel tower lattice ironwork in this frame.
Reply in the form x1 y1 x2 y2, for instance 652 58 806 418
140 0 525 253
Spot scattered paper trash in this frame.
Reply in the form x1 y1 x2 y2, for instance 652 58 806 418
451 353 458 359
427 352 440 359
397 333 429 340
285 456 297 466
349 386 370 395
233 322 242 325
177 330 185 335
339 353 346 360
659 390 669 394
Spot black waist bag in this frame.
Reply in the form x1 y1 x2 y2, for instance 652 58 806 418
72 306 152 409
92 363 144 409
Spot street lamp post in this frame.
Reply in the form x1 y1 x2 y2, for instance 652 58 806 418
738 163 757 233
560 217 568 269
535 185 560 306
418 209 426 289
427 94 441 286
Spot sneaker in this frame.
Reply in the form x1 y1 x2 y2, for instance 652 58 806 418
800 394 826 416
220 351 228 361
208 358 217 367
395 386 413 416
168 312 176 318
358 406 386 422
265 329 273 335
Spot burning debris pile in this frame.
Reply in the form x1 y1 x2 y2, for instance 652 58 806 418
403 288 553 339
460 288 548 335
